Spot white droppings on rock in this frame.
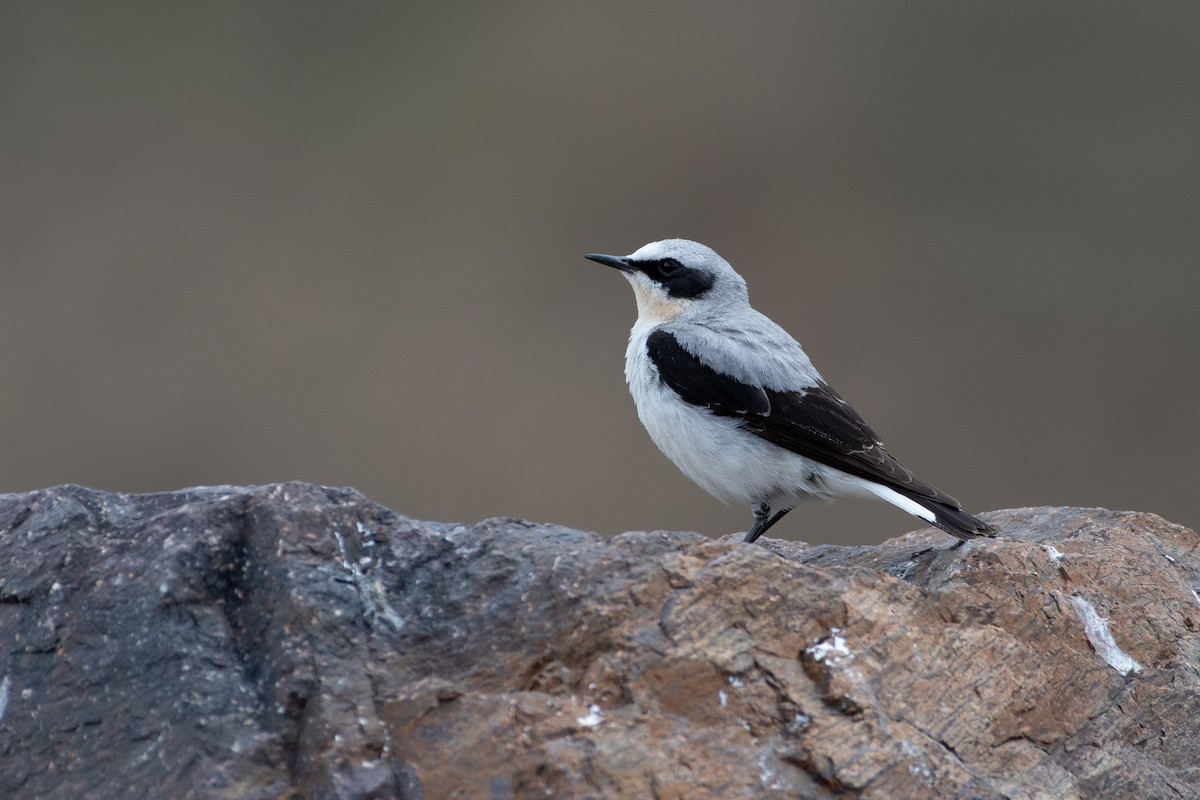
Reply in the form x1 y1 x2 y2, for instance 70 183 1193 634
1043 545 1065 562
757 749 783 789
576 704 604 728
807 628 852 665
900 740 934 785
1069 595 1142 676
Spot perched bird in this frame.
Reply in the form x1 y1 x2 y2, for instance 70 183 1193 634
585 239 995 543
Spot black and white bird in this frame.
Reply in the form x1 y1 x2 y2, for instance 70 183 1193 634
585 238 995 543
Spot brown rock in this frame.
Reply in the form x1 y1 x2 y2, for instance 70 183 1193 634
0 486 1196 798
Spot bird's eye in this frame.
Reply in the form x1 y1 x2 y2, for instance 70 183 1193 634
658 258 682 275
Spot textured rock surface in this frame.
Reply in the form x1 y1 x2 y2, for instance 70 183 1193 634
0 484 1197 799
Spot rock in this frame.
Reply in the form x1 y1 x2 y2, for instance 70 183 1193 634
0 485 1197 799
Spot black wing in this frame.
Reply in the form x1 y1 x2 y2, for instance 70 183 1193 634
645 329 971 513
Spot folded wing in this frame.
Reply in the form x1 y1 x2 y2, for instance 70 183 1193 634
646 328 991 537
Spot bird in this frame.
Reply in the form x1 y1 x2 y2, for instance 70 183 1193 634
585 238 995 543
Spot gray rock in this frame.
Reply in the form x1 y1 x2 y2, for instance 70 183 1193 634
0 484 1197 798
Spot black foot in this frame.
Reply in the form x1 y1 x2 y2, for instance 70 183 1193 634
743 504 792 543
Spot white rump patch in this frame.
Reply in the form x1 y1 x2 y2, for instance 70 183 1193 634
861 483 937 524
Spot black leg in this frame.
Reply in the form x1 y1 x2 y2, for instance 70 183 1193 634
744 503 771 543
743 504 792 543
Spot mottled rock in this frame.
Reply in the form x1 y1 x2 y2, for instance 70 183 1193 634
0 485 1196 799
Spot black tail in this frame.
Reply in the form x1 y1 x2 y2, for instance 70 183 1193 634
909 495 996 541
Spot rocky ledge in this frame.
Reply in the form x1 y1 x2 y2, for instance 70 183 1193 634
0 484 1197 799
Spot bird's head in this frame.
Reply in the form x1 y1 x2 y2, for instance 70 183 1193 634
585 239 749 324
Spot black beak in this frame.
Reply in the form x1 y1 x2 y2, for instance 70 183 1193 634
584 253 635 273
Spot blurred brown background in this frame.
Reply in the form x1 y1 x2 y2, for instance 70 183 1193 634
2 3 1197 544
